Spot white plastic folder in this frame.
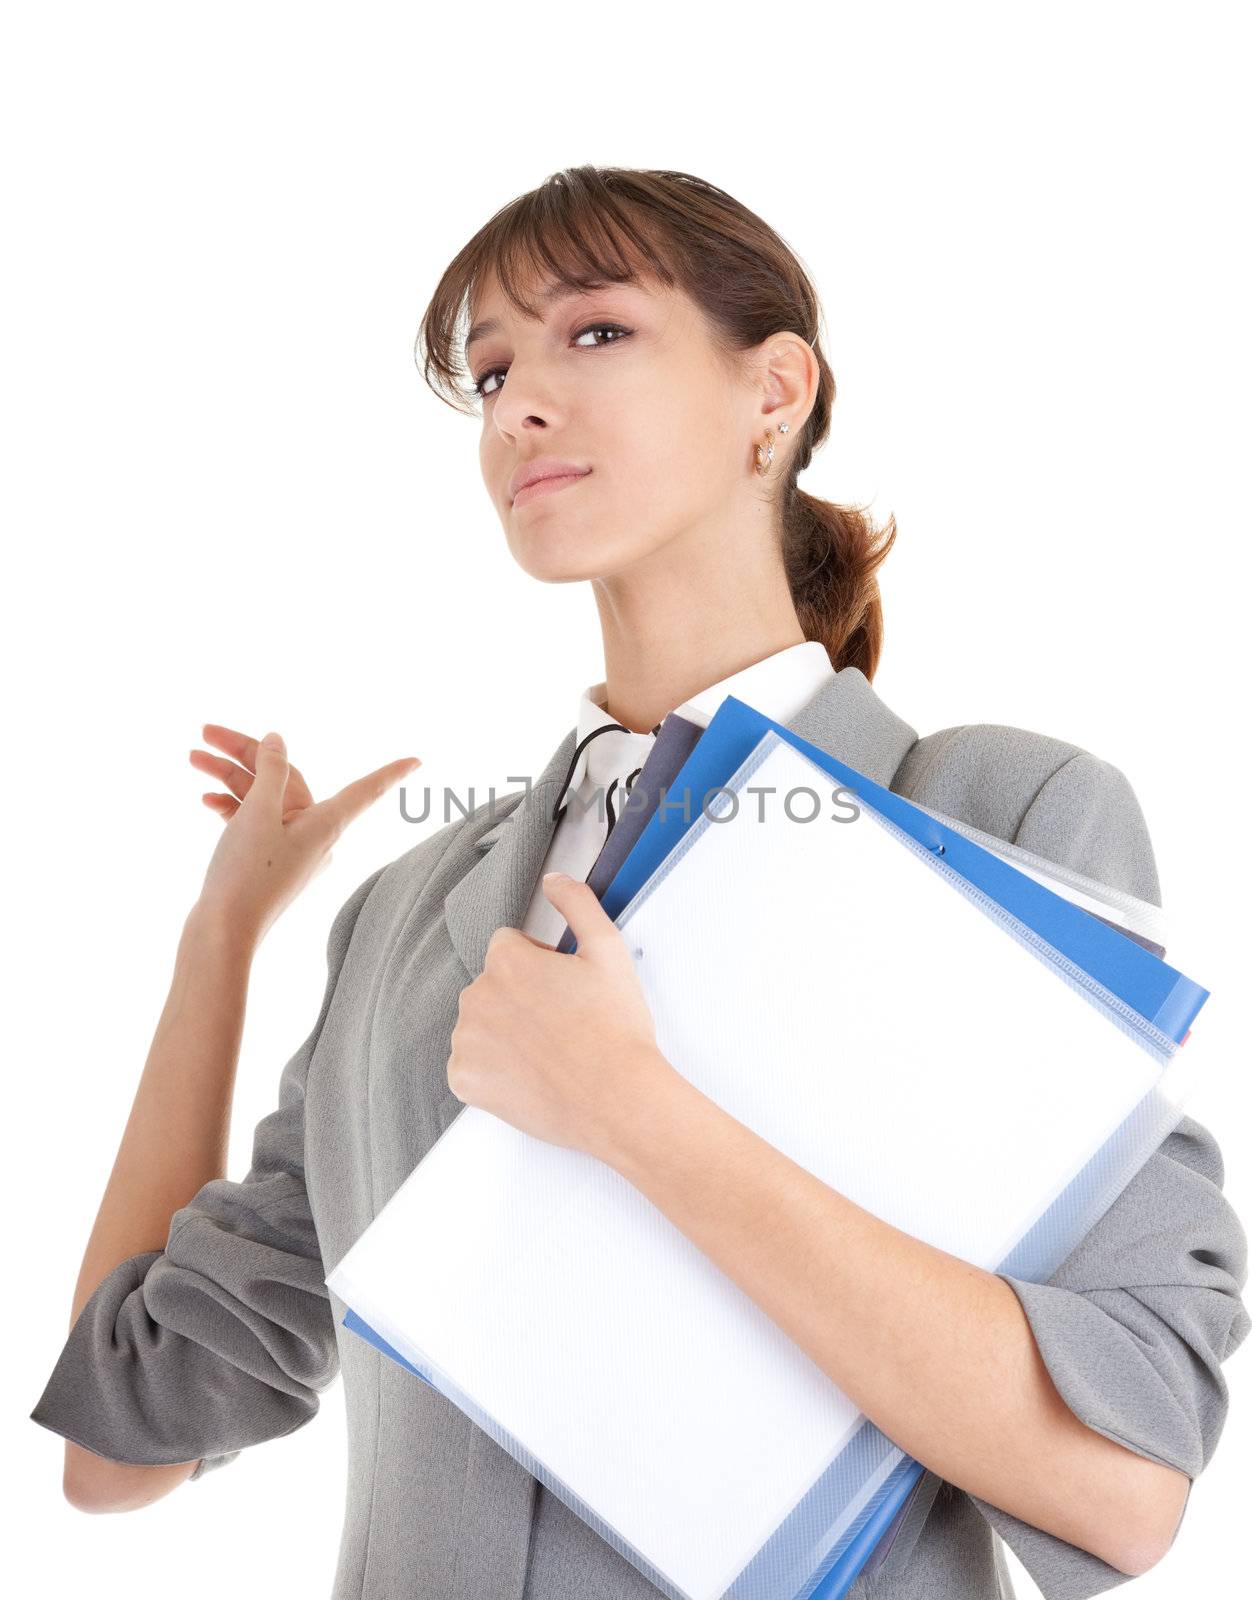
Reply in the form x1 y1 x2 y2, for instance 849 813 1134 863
327 732 1200 1600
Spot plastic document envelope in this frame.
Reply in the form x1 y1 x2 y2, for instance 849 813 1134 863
328 719 1207 1600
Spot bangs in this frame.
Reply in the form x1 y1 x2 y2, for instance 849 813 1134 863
417 175 683 414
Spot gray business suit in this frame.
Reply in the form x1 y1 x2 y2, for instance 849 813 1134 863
31 665 1250 1600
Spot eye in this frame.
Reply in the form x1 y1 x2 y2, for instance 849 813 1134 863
471 321 634 401
571 320 632 350
472 365 507 401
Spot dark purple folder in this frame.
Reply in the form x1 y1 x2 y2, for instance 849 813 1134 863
554 710 705 954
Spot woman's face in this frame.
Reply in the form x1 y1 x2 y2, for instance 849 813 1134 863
469 270 759 584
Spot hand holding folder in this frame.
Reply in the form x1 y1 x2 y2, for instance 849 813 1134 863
328 696 1207 1600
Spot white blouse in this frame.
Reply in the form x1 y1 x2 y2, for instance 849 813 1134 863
520 640 836 946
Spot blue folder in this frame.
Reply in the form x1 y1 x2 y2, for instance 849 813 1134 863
341 693 1207 1599
573 694 1205 1046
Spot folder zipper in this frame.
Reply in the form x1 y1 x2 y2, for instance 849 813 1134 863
619 730 1178 1068
903 800 1167 947
866 805 1177 1068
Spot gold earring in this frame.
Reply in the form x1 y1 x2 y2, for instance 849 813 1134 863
755 421 790 477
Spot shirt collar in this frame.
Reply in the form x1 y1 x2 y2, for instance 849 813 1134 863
568 639 835 794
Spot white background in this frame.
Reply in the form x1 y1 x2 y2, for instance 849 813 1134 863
4 3 1248 1596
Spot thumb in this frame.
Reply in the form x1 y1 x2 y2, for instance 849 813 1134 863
248 731 289 809
542 872 618 957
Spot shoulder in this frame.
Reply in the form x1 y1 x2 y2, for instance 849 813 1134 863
891 721 1161 907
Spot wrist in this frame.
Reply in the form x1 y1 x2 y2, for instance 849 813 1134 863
598 1048 692 1180
182 898 258 965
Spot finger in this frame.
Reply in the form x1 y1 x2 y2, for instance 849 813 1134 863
201 723 314 810
540 873 617 955
190 748 254 803
243 731 290 813
201 723 262 771
317 756 422 836
201 791 241 822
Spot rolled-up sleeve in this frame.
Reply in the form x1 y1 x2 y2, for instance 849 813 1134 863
967 1115 1250 1597
960 752 1251 1596
30 863 385 1473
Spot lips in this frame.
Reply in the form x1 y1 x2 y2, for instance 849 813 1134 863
511 471 590 508
508 459 591 502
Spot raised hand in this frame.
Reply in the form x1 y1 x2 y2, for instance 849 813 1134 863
189 723 420 950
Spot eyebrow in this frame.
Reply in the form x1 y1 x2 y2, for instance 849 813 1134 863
464 281 622 356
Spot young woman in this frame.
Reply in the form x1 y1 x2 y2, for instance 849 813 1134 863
32 165 1248 1600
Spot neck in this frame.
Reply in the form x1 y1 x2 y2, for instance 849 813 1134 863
589 512 808 733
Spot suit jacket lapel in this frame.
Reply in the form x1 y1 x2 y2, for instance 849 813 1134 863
443 664 919 980
443 726 578 979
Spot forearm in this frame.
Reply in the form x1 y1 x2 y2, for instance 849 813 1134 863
605 1055 1180 1575
71 901 254 1325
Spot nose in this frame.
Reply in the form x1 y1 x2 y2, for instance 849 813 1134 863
489 364 562 439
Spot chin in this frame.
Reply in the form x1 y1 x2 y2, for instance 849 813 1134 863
512 547 613 584
507 519 656 584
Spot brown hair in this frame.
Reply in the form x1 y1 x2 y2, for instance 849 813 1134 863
416 165 897 681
